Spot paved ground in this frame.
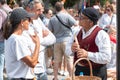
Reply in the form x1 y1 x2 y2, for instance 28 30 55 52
3 69 68 80
47 68 68 80
48 74 68 80
4 74 68 80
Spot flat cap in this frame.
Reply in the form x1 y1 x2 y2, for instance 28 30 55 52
82 7 100 23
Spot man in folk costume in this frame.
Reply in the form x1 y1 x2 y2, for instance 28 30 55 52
67 7 111 80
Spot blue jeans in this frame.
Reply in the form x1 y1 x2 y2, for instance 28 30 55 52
0 41 4 80
35 72 48 80
8 78 33 80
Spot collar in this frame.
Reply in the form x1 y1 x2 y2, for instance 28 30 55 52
82 25 98 39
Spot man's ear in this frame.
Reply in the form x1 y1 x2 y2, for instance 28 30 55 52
88 19 94 25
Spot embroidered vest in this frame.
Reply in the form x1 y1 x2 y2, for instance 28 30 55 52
74 26 103 69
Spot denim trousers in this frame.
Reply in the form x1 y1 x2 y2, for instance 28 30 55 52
8 78 33 80
35 72 48 80
0 41 4 80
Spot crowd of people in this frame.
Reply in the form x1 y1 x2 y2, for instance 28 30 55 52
0 0 117 80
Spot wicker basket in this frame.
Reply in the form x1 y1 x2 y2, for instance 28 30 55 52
65 58 102 80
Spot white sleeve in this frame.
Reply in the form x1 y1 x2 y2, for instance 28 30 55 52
112 15 117 27
40 25 56 46
88 30 111 64
98 15 106 29
15 38 31 61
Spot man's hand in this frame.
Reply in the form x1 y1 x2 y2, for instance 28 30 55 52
71 42 79 53
77 48 88 58
30 32 40 47
71 42 88 58
42 30 49 37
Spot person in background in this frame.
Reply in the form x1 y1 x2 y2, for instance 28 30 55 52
58 8 80 77
42 8 54 75
3 8 40 80
107 26 116 80
93 0 101 11
58 56 69 76
0 0 12 13
0 0 12 80
66 7 111 80
37 0 45 22
48 1 78 80
7 0 17 8
22 0 32 12
104 1 110 10
98 4 116 31
111 0 116 14
68 8 74 17
43 8 53 27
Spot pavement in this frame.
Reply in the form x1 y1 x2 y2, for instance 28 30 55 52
3 68 68 80
4 73 68 80
47 68 68 80
48 74 68 80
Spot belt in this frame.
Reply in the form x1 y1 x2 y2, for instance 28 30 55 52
77 63 85 66
77 63 105 69
10 78 34 80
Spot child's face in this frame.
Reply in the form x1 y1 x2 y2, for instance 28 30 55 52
110 31 116 38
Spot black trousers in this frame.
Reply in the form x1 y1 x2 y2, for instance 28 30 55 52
75 65 107 80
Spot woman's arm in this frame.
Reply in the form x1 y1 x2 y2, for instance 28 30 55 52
21 33 40 68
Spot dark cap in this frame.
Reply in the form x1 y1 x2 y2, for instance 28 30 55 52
10 8 34 25
82 7 100 24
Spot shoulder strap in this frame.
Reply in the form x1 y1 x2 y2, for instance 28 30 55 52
56 15 72 32
109 15 114 25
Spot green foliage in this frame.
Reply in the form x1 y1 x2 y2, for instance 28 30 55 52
49 0 59 7
100 0 107 7
45 0 79 8
7 0 111 9
90 0 111 7
47 0 110 8
64 0 79 8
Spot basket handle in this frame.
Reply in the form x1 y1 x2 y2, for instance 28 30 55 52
72 58 93 80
